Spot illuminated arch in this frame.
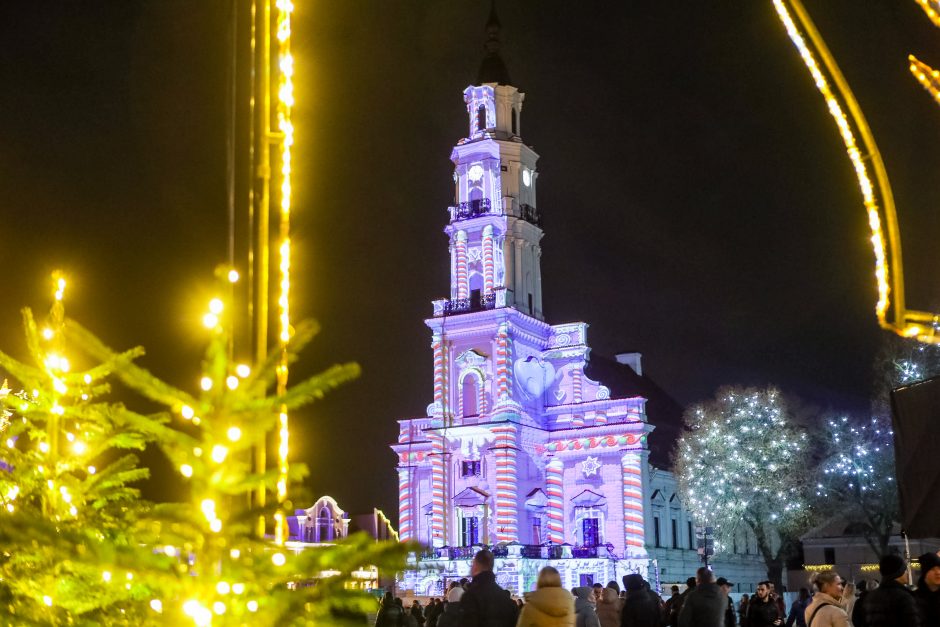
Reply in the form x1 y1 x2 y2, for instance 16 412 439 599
772 0 940 343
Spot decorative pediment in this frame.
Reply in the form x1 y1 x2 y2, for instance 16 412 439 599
571 489 607 508
456 349 487 370
453 486 490 508
651 489 666 503
524 489 548 511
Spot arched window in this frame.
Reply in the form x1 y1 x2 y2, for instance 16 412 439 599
477 105 486 131
318 509 331 542
462 376 478 417
511 108 518 135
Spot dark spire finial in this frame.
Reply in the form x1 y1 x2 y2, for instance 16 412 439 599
477 0 512 85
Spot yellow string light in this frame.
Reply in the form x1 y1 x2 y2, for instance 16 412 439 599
772 0 891 324
916 0 940 27
273 0 294 546
910 55 940 104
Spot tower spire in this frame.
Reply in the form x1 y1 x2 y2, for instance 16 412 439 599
477 1 512 85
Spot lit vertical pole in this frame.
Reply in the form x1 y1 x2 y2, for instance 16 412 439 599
273 0 294 546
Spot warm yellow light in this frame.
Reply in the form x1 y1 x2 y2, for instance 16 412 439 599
209 298 224 315
247 600 259 612
72 441 87 455
180 464 193 477
53 378 67 394
38 442 49 453
42 328 54 340
201 499 216 519
227 426 242 442
232 583 245 595
183 600 199 617
54 275 66 302
210 519 222 533
772 0 889 323
226 375 239 390
272 552 286 567
87 465 96 474
211 444 228 463
230 548 241 559
150 599 163 613
43 595 52 607
102 571 112 582
200 377 213 391
213 601 226 615
228 269 240 283
65 432 75 442
216 581 231 595
181 405 195 420
202 313 219 329
83 374 92 384
194 447 203 457
236 364 251 378
6 439 14 449
164 545 178 557
69 505 77 516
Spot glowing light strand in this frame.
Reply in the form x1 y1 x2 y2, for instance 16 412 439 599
916 0 940 28
771 0 889 325
273 0 293 546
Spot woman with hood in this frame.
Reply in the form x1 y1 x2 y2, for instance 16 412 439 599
573 586 602 627
803 571 849 627
595 582 623 627
516 566 576 627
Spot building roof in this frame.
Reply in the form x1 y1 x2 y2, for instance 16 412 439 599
584 354 685 469
476 2 512 86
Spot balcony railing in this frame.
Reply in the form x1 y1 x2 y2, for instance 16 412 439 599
433 289 504 317
420 543 612 560
449 198 492 222
518 203 542 228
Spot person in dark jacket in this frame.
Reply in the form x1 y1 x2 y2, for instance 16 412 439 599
457 549 518 627
376 592 406 627
717 577 737 627
663 586 682 627
784 588 809 627
437 587 465 627
860 554 921 627
747 581 782 627
915 551 940 627
678 567 726 627
620 574 660 627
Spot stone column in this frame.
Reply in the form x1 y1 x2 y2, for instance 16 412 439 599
455 230 469 300
482 225 495 295
545 459 565 544
430 435 447 547
398 465 414 542
492 424 518 542
621 451 647 557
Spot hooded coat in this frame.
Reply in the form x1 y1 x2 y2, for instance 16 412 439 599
620 588 661 627
595 588 623 627
678 582 726 627
573 587 601 627
516 587 575 627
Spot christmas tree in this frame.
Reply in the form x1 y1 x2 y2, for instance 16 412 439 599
0 275 413 625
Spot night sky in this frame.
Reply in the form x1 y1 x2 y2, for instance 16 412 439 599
1 2 938 518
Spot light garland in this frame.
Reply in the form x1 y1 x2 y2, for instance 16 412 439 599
916 0 940 27
910 55 940 105
274 0 294 546
771 0 890 326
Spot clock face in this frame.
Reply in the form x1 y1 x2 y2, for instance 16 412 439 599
468 165 484 182
522 169 531 187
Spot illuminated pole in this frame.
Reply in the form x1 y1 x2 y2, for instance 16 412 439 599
771 0 940 343
246 0 294 541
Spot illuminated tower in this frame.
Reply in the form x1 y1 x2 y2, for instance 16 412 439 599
393 7 653 594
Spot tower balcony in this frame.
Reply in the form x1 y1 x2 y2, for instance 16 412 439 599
432 288 507 317
517 203 542 228
448 198 494 222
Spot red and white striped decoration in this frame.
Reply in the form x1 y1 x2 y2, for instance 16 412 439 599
398 467 413 541
621 452 646 555
495 323 510 400
492 424 518 541
430 433 447 545
432 334 444 415
455 232 469 299
482 226 495 294
545 459 565 544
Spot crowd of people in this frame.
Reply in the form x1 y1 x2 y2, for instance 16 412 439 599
374 549 940 627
